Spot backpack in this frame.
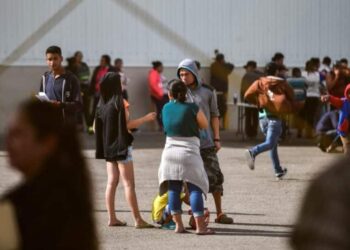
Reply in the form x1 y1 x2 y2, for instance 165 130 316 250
245 77 303 115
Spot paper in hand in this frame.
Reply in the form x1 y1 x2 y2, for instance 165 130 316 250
35 92 50 102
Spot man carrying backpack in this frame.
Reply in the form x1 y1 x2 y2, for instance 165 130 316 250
40 46 82 124
244 62 295 180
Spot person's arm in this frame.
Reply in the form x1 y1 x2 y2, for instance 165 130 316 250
326 70 339 91
244 80 260 105
209 90 221 151
321 95 343 109
284 81 295 102
125 105 156 129
196 110 208 129
211 116 221 151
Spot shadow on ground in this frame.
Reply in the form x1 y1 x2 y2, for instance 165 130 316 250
0 130 324 151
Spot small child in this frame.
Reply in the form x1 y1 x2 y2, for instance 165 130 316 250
321 84 350 154
151 184 210 230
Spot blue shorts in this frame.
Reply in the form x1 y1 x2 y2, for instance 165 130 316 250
117 146 133 164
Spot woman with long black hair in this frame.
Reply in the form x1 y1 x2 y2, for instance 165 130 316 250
95 72 156 228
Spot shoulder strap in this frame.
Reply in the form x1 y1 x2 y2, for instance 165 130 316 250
61 79 66 103
42 75 46 93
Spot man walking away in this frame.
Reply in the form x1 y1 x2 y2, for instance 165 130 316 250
241 60 263 139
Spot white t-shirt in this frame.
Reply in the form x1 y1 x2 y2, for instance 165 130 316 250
302 71 321 97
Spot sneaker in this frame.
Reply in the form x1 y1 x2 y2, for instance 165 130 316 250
161 220 176 230
245 149 255 170
275 168 287 180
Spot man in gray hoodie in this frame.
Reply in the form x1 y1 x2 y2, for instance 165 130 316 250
177 58 233 224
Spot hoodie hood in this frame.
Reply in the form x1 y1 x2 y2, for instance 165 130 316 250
344 84 350 100
177 59 200 86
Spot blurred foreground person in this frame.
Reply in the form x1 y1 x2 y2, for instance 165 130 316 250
291 156 350 250
0 99 98 250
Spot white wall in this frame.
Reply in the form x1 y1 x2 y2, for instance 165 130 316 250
1 0 350 133
1 0 350 67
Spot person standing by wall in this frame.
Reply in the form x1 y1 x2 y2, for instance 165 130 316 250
114 58 129 101
88 55 115 133
240 60 263 139
287 68 307 138
301 59 322 138
178 58 234 224
40 46 82 124
73 51 90 130
148 61 168 130
210 52 234 128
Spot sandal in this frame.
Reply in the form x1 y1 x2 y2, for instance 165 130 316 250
135 222 154 229
109 220 127 227
214 213 233 224
196 228 215 235
175 229 190 234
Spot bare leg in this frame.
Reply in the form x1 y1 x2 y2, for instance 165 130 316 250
118 161 149 226
213 191 233 224
105 162 125 226
172 214 185 233
195 215 214 235
212 191 222 215
340 136 350 154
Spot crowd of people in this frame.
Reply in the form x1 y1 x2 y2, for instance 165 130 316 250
1 45 350 248
241 52 350 153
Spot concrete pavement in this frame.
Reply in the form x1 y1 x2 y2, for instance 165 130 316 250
0 132 339 250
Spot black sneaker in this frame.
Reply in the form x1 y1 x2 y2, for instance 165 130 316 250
275 168 287 180
245 149 255 170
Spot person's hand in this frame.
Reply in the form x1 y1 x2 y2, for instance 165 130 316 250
321 95 329 102
334 68 340 76
51 100 61 107
214 140 221 152
144 112 157 122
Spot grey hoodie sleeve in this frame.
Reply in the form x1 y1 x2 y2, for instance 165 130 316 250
210 89 220 117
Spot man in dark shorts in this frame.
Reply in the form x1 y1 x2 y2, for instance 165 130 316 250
177 58 233 224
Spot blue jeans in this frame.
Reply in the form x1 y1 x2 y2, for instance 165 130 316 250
250 117 283 174
168 181 204 217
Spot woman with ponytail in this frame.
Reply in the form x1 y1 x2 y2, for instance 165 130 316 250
158 79 214 235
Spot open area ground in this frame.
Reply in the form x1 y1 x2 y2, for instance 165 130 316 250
0 132 339 250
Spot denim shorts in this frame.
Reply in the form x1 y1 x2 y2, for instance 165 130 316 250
117 146 133 164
